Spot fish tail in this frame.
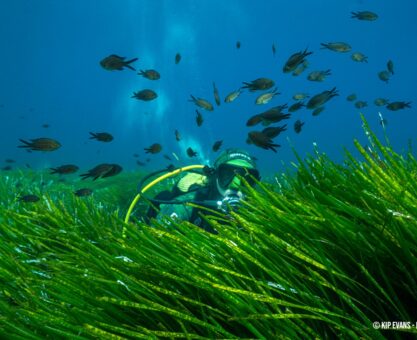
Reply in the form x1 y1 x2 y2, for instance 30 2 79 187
124 64 136 71
18 139 31 148
89 132 97 139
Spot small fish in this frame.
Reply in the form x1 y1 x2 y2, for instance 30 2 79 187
80 163 122 180
288 101 305 112
283 48 313 73
292 60 309 76
89 132 113 142
133 153 139 158
212 140 223 152
320 42 352 53
346 93 357 102
312 106 325 116
351 11 378 21
18 194 40 203
306 87 338 110
294 120 305 134
42 123 50 128
175 53 181 64
18 138 61 151
374 98 389 106
255 88 280 105
213 82 221 106
75 188 93 197
378 70 390 83
259 105 291 125
189 95 213 111
351 52 368 63
307 69 331 82
132 89 158 101
355 100 368 109
386 101 411 111
5 159 15 163
387 60 394 75
50 164 79 175
144 143 162 154
136 160 145 166
261 125 287 139
293 93 309 101
175 130 181 142
224 88 242 103
246 114 263 127
247 131 280 152
2 165 12 171
100 55 138 71
236 41 241 49
195 110 204 127
242 78 275 91
163 154 172 161
138 69 160 80
186 147 198 157
272 43 276 57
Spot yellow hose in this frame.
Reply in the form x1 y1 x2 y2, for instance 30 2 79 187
123 164 205 238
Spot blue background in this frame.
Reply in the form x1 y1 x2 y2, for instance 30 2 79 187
1 0 416 177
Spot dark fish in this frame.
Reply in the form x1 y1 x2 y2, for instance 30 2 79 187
236 41 241 49
138 69 160 80
144 143 162 154
213 82 221 106
378 71 390 83
294 120 305 134
306 87 339 110
2 165 12 171
272 43 276 57
89 132 113 142
132 89 158 101
259 105 290 124
42 123 50 128
262 125 287 139
387 60 394 75
75 188 93 197
312 106 325 116
351 11 378 21
386 101 411 111
136 160 146 166
247 131 280 152
50 164 79 175
355 101 368 109
175 53 181 64
242 78 274 91
283 48 313 73
351 52 368 63
212 140 223 152
133 153 139 158
80 163 122 180
5 159 15 163
374 98 389 106
175 129 181 142
186 147 198 157
307 69 331 82
196 110 204 127
246 114 263 127
189 95 213 111
288 101 305 112
320 42 352 53
100 54 138 71
163 154 172 160
18 138 61 151
346 93 357 102
18 194 40 203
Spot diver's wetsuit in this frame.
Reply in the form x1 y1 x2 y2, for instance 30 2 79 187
145 182 220 234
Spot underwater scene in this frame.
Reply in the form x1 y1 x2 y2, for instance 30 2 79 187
1 0 417 338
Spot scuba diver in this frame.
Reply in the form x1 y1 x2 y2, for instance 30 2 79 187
144 148 260 234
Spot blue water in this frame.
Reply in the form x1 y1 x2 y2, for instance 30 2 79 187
1 0 416 177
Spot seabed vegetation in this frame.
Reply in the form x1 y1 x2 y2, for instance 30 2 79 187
1 118 416 339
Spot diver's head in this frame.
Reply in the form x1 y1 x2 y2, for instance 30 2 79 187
213 148 260 197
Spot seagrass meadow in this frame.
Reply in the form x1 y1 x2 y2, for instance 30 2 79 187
1 120 416 339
